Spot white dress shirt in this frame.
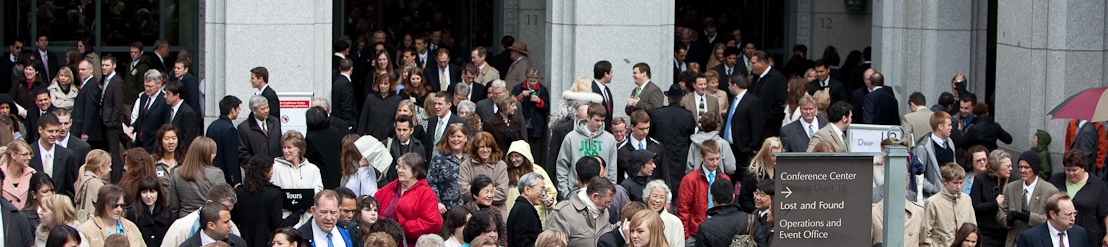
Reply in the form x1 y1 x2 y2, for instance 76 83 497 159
312 220 347 247
1047 221 1070 247
39 141 56 175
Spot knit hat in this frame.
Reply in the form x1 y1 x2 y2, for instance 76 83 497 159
627 149 656 176
1018 150 1041 175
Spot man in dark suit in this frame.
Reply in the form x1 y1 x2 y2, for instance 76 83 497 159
28 113 78 198
862 71 900 125
124 42 151 104
711 47 742 96
592 60 615 131
447 63 487 103
1 40 22 93
238 95 282 167
1 171 34 247
475 80 520 122
180 202 249 247
101 55 128 182
808 60 848 104
723 74 765 167
250 67 280 119
847 47 872 94
673 46 688 83
624 63 664 115
782 44 814 78
490 36 515 79
131 70 169 152
53 108 91 166
172 59 202 124
71 59 103 150
423 47 462 92
679 30 707 66
24 90 57 143
148 40 170 73
165 80 199 150
332 58 357 123
332 40 350 72
209 96 242 185
296 190 357 247
749 51 788 137
33 35 59 81
1016 193 1088 247
383 116 425 186
506 173 546 247
424 92 467 155
616 110 666 184
780 96 828 152
650 84 696 191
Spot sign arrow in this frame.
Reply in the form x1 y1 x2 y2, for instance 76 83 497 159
291 200 298 205
783 187 793 198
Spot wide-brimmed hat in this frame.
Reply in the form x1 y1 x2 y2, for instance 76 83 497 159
508 41 530 56
354 135 393 168
664 83 686 98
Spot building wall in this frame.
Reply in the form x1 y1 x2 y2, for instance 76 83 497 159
792 0 873 63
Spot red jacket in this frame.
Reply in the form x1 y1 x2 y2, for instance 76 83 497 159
676 166 731 238
375 179 443 245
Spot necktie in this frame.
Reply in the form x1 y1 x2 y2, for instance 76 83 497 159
1023 189 1029 208
841 132 848 147
807 124 815 138
261 121 268 136
698 97 706 117
726 67 732 76
638 141 644 150
602 87 611 110
440 68 449 92
707 172 716 208
326 232 335 247
44 153 53 175
435 120 447 144
724 96 740 143
1058 232 1066 247
41 52 50 79
632 87 641 98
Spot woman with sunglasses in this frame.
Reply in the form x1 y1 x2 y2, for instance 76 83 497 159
78 185 145 247
968 149 1012 246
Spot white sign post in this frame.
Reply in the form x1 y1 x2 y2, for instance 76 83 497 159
846 124 905 153
276 92 314 135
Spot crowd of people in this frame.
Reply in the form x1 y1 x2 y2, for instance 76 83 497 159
1 9 1107 247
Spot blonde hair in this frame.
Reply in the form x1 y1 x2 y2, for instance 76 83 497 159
628 210 668 247
54 67 77 89
535 230 568 247
747 137 782 180
569 77 592 93
76 150 111 188
987 150 1011 177
0 140 30 165
813 88 831 111
37 194 77 233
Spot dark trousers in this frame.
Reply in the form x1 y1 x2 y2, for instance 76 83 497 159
104 129 125 183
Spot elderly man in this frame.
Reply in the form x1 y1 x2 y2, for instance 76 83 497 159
507 172 547 247
297 190 357 247
547 176 618 246
471 47 500 85
128 70 169 152
237 95 282 163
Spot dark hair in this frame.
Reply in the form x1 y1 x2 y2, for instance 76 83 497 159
723 47 741 57
469 174 495 201
863 46 872 61
827 101 853 123
37 112 60 129
962 145 989 172
699 111 721 131
272 227 307 247
821 46 840 66
334 187 357 202
371 218 405 245
938 92 956 108
586 176 615 198
334 40 350 52
395 115 414 128
440 205 474 238
250 67 269 83
356 194 379 237
101 53 117 65
339 58 353 72
752 51 770 63
710 177 734 205
129 176 169 221
243 154 274 192
574 156 602 183
25 172 54 210
499 35 515 49
756 179 776 197
175 58 191 69
219 96 242 116
959 93 977 104
34 88 50 98
305 106 330 131
199 202 228 230
153 124 185 162
793 44 808 54
593 60 612 79
44 225 81 247
94 185 125 217
587 103 607 118
633 63 651 78
164 80 186 96
908 92 926 106
398 153 427 179
950 222 981 247
1063 149 1087 168
462 209 500 243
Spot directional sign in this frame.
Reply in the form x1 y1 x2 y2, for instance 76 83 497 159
774 154 873 246
282 189 314 212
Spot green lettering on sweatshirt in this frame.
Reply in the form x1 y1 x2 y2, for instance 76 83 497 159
579 140 603 156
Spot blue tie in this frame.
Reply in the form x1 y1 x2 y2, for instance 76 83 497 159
724 96 741 142
638 141 644 150
707 172 716 209
326 232 335 247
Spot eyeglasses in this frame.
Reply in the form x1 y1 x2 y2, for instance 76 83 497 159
113 203 127 209
1059 210 1078 217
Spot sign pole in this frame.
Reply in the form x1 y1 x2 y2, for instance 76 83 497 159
881 145 909 247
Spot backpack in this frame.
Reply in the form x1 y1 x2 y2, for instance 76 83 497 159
730 214 759 247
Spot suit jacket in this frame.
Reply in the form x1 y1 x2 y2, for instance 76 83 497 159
780 117 828 152
850 87 868 123
296 220 357 247
902 108 934 146
169 102 200 151
423 63 461 92
64 134 92 166
28 142 77 198
546 121 575 196
752 67 788 136
624 81 665 115
2 198 34 247
504 57 534 90
208 116 241 184
35 50 59 80
863 86 900 125
148 53 167 74
260 86 281 120
474 64 500 86
616 137 667 184
447 81 488 103
124 57 151 104
999 178 1061 247
24 105 57 142
592 81 615 131
650 105 697 189
807 125 848 152
237 116 282 167
179 231 249 247
506 197 543 247
1016 222 1087 247
724 92 766 163
680 92 721 127
596 227 627 247
1 54 15 93
102 74 127 129
331 74 357 123
178 73 202 118
71 77 104 141
424 113 466 155
134 92 169 152
808 77 848 104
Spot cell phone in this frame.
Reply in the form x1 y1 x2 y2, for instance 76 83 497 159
531 91 538 96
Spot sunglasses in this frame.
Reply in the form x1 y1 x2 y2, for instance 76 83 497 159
113 203 127 209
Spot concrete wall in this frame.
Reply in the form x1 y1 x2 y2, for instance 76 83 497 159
792 0 873 61
546 0 675 119
995 0 1108 167
201 0 333 120
501 0 549 83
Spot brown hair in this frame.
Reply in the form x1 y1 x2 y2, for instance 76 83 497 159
1045 192 1071 220
785 76 810 113
813 140 836 152
94 185 125 217
621 201 648 221
364 232 397 247
340 134 361 179
403 69 430 97
467 132 503 164
699 139 720 156
1063 149 1086 168
178 137 217 182
949 222 981 247
434 125 469 154
930 111 952 131
398 153 427 180
250 67 269 83
629 110 650 126
941 162 967 181
119 148 156 204
280 130 306 158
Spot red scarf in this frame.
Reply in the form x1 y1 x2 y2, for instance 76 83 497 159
25 78 35 88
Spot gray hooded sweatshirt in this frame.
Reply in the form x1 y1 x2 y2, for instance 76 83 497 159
556 119 619 198
686 131 737 175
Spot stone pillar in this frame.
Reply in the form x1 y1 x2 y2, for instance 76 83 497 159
996 0 1108 160
791 0 873 60
546 0 675 119
871 0 988 114
501 0 548 82
201 0 333 119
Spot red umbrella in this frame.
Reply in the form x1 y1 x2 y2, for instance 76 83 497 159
1049 86 1108 121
